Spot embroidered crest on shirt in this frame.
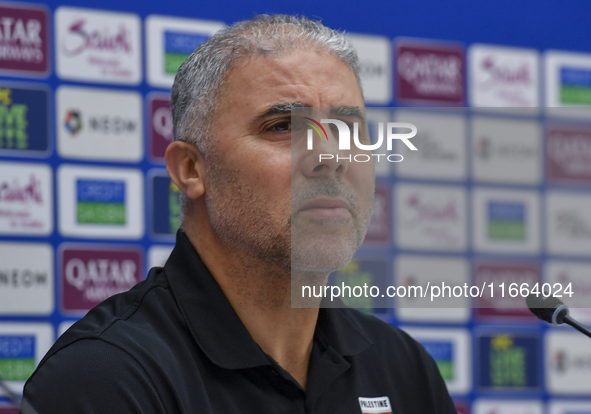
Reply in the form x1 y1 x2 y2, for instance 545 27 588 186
358 396 392 414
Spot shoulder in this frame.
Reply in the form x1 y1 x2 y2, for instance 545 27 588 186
46 266 174 359
23 338 165 413
23 267 181 413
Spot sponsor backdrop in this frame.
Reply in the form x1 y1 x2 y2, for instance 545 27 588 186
0 0 590 412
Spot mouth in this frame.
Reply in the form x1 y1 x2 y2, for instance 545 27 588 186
298 197 352 219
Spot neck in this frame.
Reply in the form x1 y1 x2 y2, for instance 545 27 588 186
185 222 325 389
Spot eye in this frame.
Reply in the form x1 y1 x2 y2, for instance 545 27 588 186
268 121 291 132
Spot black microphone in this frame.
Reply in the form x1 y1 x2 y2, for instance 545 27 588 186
526 294 591 339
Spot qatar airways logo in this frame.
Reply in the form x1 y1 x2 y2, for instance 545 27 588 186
65 258 137 293
396 42 465 104
304 117 417 163
399 52 461 84
61 247 142 311
0 175 43 204
61 19 132 57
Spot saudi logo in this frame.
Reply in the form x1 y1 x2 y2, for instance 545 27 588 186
76 179 126 225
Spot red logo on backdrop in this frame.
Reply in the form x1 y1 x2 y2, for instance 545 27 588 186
149 95 173 160
547 125 591 185
61 246 142 313
454 401 470 414
0 4 49 74
62 19 131 57
0 175 43 204
396 41 464 105
480 56 531 87
363 184 390 245
474 262 538 321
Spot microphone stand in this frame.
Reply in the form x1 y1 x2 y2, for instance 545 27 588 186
564 314 591 339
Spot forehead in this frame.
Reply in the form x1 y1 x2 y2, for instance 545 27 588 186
216 49 364 116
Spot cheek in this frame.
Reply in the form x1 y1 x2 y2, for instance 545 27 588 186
239 150 292 209
350 163 375 198
215 135 292 207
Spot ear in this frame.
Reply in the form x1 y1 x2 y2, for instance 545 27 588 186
165 141 206 200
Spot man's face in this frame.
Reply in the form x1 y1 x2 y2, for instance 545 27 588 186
202 49 375 274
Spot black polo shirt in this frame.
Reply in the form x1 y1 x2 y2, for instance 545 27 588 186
23 231 456 414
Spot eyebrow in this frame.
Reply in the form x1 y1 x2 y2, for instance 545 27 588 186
329 106 366 123
252 102 308 125
251 104 366 129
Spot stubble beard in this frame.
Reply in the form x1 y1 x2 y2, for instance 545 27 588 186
290 178 373 275
203 154 374 286
204 158 293 278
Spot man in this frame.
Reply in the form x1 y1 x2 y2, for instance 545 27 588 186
22 15 456 413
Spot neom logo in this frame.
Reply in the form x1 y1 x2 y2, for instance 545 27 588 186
0 268 48 287
553 349 591 373
65 109 136 135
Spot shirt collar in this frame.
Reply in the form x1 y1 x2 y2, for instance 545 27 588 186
164 230 372 370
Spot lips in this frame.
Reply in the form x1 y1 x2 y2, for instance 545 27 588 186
298 197 352 219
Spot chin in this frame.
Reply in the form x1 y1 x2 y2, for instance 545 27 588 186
291 242 358 274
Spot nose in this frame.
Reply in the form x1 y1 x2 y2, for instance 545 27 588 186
299 126 350 178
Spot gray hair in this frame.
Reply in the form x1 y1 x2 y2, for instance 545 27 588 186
170 14 362 226
171 14 362 154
